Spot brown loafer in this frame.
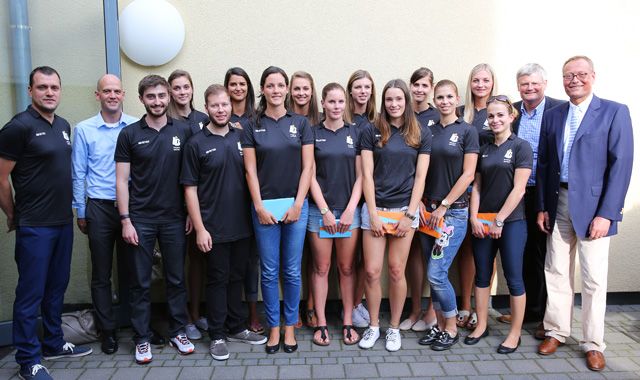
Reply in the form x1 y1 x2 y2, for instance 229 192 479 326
586 350 605 371
537 337 563 355
497 314 512 324
534 323 546 340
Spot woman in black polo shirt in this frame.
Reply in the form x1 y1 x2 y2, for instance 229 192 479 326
167 69 209 341
418 80 479 351
224 67 255 129
241 66 314 354
308 83 363 346
344 69 377 328
224 67 263 335
456 63 498 330
287 70 320 328
358 79 430 352
400 67 440 333
466 95 531 354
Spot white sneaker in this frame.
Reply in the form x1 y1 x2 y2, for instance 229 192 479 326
185 323 202 340
398 318 416 331
358 326 380 349
356 303 371 323
135 342 152 365
385 328 402 352
169 334 195 355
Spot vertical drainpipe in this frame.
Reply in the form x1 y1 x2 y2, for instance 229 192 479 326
9 0 32 112
103 0 121 77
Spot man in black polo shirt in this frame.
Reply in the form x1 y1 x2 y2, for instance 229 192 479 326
0 66 92 380
115 75 195 365
181 84 267 361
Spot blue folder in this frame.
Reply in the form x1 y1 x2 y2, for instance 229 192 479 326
319 219 352 238
262 197 295 221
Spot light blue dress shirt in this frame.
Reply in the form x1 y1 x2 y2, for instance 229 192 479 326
72 112 139 218
517 98 545 186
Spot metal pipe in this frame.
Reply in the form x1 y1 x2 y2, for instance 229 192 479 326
9 0 32 112
103 0 121 76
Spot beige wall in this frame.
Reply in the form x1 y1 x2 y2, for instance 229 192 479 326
1 0 639 320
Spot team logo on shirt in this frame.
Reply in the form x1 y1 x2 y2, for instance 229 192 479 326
346 135 354 148
172 136 181 151
504 148 513 163
483 119 490 130
289 124 297 137
62 131 71 145
428 120 435 126
449 132 459 146
36 132 46 137
205 148 217 154
237 141 243 156
198 121 204 130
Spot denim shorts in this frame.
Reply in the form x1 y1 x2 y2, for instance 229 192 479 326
360 202 419 230
307 203 361 232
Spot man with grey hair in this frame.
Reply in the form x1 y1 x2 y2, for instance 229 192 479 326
497 63 564 339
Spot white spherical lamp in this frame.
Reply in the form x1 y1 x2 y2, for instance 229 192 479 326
119 0 185 66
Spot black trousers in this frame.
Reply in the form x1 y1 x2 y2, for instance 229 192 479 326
206 237 251 340
86 198 129 332
129 220 188 344
522 187 548 322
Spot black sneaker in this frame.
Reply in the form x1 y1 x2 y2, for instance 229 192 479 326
418 325 441 346
431 330 459 351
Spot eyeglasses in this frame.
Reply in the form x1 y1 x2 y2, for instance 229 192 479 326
487 95 511 105
562 72 590 81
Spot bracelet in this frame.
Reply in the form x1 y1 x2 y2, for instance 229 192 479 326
403 211 417 221
120 214 130 220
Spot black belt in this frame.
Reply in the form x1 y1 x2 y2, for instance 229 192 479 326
423 197 468 210
88 198 118 207
559 182 569 189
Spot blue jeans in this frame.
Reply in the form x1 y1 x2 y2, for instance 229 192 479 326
14 224 73 369
472 219 527 296
252 199 309 327
420 208 468 318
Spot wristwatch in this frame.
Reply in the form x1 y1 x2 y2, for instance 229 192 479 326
320 207 329 215
440 199 450 209
495 219 504 227
403 211 417 221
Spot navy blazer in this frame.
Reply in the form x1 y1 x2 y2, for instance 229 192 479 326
536 94 634 238
512 96 565 136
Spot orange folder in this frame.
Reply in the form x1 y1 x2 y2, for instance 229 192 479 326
476 213 497 233
418 210 445 238
376 210 404 235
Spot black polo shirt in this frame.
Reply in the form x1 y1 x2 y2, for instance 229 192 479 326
351 113 372 131
182 109 209 131
424 117 479 203
312 122 361 210
0 106 72 226
458 105 493 145
240 111 313 199
114 116 194 223
415 106 439 128
230 112 252 129
181 125 252 242
360 123 431 208
477 134 532 221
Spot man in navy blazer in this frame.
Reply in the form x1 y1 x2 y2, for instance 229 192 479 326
498 63 565 336
535 56 634 372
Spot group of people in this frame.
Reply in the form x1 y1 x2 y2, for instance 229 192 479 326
0 54 633 380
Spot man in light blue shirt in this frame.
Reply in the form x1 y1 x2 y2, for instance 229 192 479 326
72 74 137 355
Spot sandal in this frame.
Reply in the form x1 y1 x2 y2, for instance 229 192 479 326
456 310 471 328
312 326 330 346
249 320 265 334
342 325 360 345
306 309 317 328
465 311 478 330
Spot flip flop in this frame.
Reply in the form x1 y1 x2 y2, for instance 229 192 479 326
312 326 330 346
456 310 471 328
465 311 478 330
342 325 360 345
